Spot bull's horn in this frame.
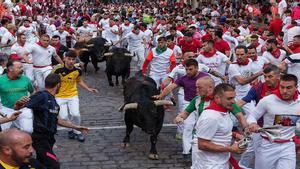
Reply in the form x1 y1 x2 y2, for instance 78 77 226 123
86 44 94 47
124 53 134 57
104 52 113 56
123 103 138 110
154 100 174 106
80 48 89 52
104 42 111 46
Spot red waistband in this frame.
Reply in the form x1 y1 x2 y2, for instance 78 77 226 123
33 65 51 68
261 135 300 144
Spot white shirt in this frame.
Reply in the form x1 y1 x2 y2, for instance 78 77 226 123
0 31 16 55
77 26 92 37
262 49 286 66
284 26 300 45
53 30 70 46
247 94 300 140
196 51 229 85
45 24 56 37
284 53 300 92
125 32 145 49
149 48 174 76
99 18 110 30
26 43 57 66
102 25 119 42
278 0 287 17
228 61 255 99
251 57 267 74
195 109 233 165
11 42 32 62
18 25 37 44
238 26 250 37
120 23 134 37
143 29 153 44
0 27 8 38
171 45 182 58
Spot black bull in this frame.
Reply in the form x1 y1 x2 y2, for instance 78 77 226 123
104 48 133 87
73 37 109 73
119 73 174 160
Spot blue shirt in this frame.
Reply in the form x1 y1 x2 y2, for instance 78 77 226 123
25 91 59 134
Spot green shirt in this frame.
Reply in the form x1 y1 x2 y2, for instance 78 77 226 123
0 74 34 108
184 96 241 116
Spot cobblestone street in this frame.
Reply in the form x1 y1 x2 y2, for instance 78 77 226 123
54 63 299 169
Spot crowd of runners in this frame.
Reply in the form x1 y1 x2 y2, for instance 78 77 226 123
0 0 300 168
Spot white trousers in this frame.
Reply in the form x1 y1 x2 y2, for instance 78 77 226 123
23 63 34 82
177 90 185 134
239 133 260 169
0 106 33 133
191 151 229 169
149 73 168 89
33 66 53 90
182 100 196 154
255 137 296 169
56 96 81 134
129 46 145 69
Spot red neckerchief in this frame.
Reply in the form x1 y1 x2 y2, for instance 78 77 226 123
132 30 139 34
234 58 250 65
8 30 15 36
181 60 186 66
24 25 30 28
36 41 47 48
286 24 295 30
201 49 216 58
270 48 281 59
251 55 258 61
202 95 214 102
261 36 267 41
261 82 279 98
124 23 130 26
205 100 228 112
252 41 260 48
272 89 298 101
89 21 97 25
168 44 175 50
52 43 60 53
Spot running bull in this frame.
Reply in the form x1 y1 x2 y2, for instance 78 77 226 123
119 73 174 160
104 48 133 87
73 37 110 73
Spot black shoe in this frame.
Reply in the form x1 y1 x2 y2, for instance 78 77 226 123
68 131 75 139
76 133 85 142
182 154 190 160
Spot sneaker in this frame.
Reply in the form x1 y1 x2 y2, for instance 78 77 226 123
68 131 75 139
175 133 182 140
76 133 85 142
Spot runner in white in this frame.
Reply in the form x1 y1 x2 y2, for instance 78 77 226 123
18 19 39 44
196 39 230 85
115 25 146 69
142 37 176 88
0 23 16 55
247 74 300 169
10 33 34 82
53 26 71 47
194 83 245 169
102 19 120 46
280 53 300 92
25 34 63 90
262 39 287 65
